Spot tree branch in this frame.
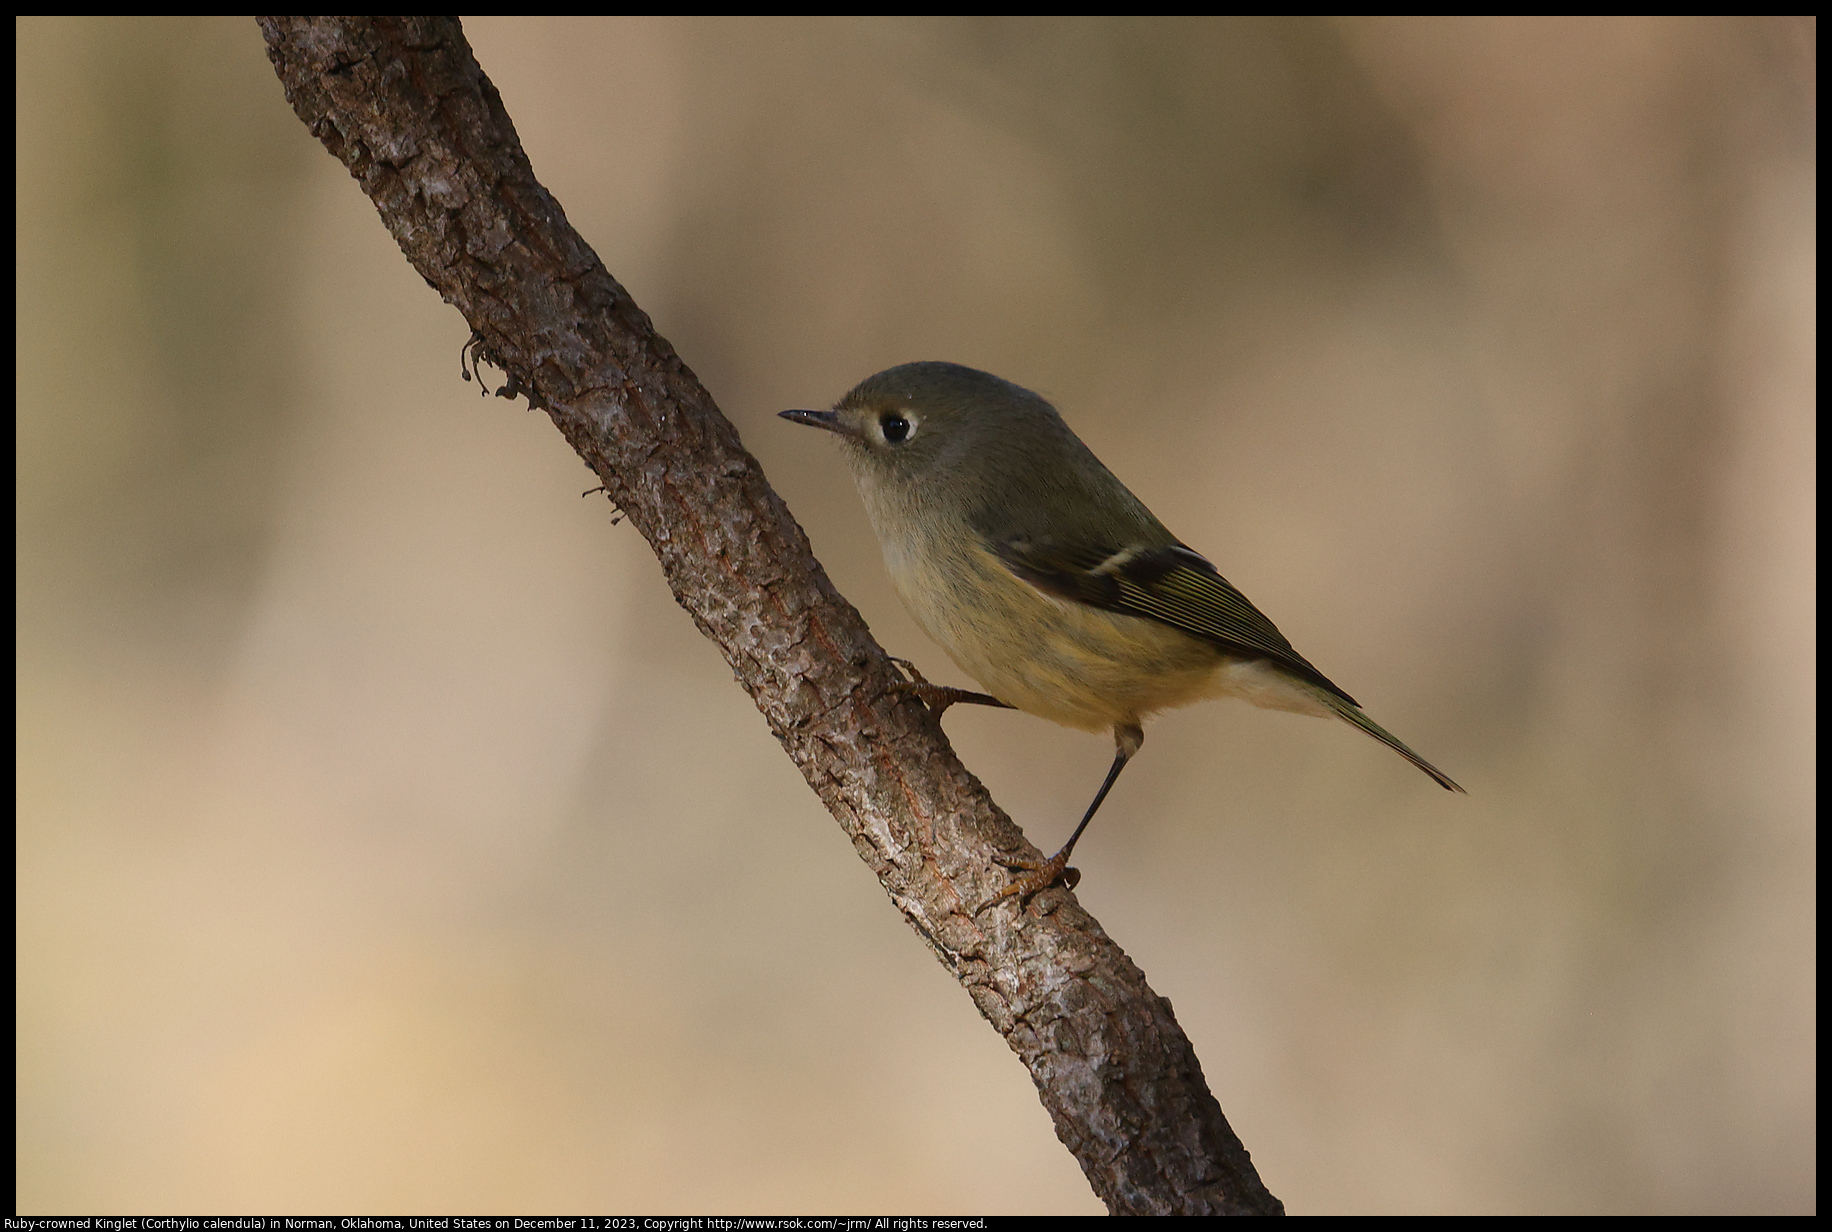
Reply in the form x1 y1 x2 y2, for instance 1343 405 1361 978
256 16 1282 1215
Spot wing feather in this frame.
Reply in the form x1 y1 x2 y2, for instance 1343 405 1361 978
993 538 1358 706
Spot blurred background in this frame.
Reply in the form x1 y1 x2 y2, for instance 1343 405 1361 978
16 16 1814 1215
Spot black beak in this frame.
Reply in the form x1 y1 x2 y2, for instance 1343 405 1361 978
779 408 853 437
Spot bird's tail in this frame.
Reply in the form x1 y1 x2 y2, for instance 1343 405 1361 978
1324 694 1466 793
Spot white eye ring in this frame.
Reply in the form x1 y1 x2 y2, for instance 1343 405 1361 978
878 412 917 444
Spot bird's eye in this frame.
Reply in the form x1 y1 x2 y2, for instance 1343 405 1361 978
879 413 912 444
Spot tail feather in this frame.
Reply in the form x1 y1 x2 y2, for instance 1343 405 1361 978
1325 695 1466 794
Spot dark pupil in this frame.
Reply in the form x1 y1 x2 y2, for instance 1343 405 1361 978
880 414 911 444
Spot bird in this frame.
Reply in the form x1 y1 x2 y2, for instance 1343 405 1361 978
781 361 1462 905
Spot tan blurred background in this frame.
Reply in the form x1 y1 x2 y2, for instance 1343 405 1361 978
16 16 1814 1215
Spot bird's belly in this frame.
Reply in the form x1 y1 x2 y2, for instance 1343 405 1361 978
887 538 1232 732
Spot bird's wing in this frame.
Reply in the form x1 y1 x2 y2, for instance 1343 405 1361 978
992 536 1359 706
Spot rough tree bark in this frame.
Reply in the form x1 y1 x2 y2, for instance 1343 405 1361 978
257 16 1282 1216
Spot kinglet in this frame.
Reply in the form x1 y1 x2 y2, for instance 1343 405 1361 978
782 362 1463 903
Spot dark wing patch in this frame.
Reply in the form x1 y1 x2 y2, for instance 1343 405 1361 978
994 537 1358 706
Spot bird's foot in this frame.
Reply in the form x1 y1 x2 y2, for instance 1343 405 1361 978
984 847 1081 909
888 657 1013 718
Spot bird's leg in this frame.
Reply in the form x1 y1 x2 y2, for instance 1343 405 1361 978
888 656 1014 719
989 723 1143 907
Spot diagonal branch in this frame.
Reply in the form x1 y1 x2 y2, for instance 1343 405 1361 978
256 16 1282 1216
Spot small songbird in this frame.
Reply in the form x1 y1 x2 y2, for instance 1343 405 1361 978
782 362 1463 904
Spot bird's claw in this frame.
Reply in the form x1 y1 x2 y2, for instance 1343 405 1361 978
982 849 1080 909
887 658 1013 718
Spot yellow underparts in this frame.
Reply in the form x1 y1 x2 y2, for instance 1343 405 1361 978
884 535 1335 734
